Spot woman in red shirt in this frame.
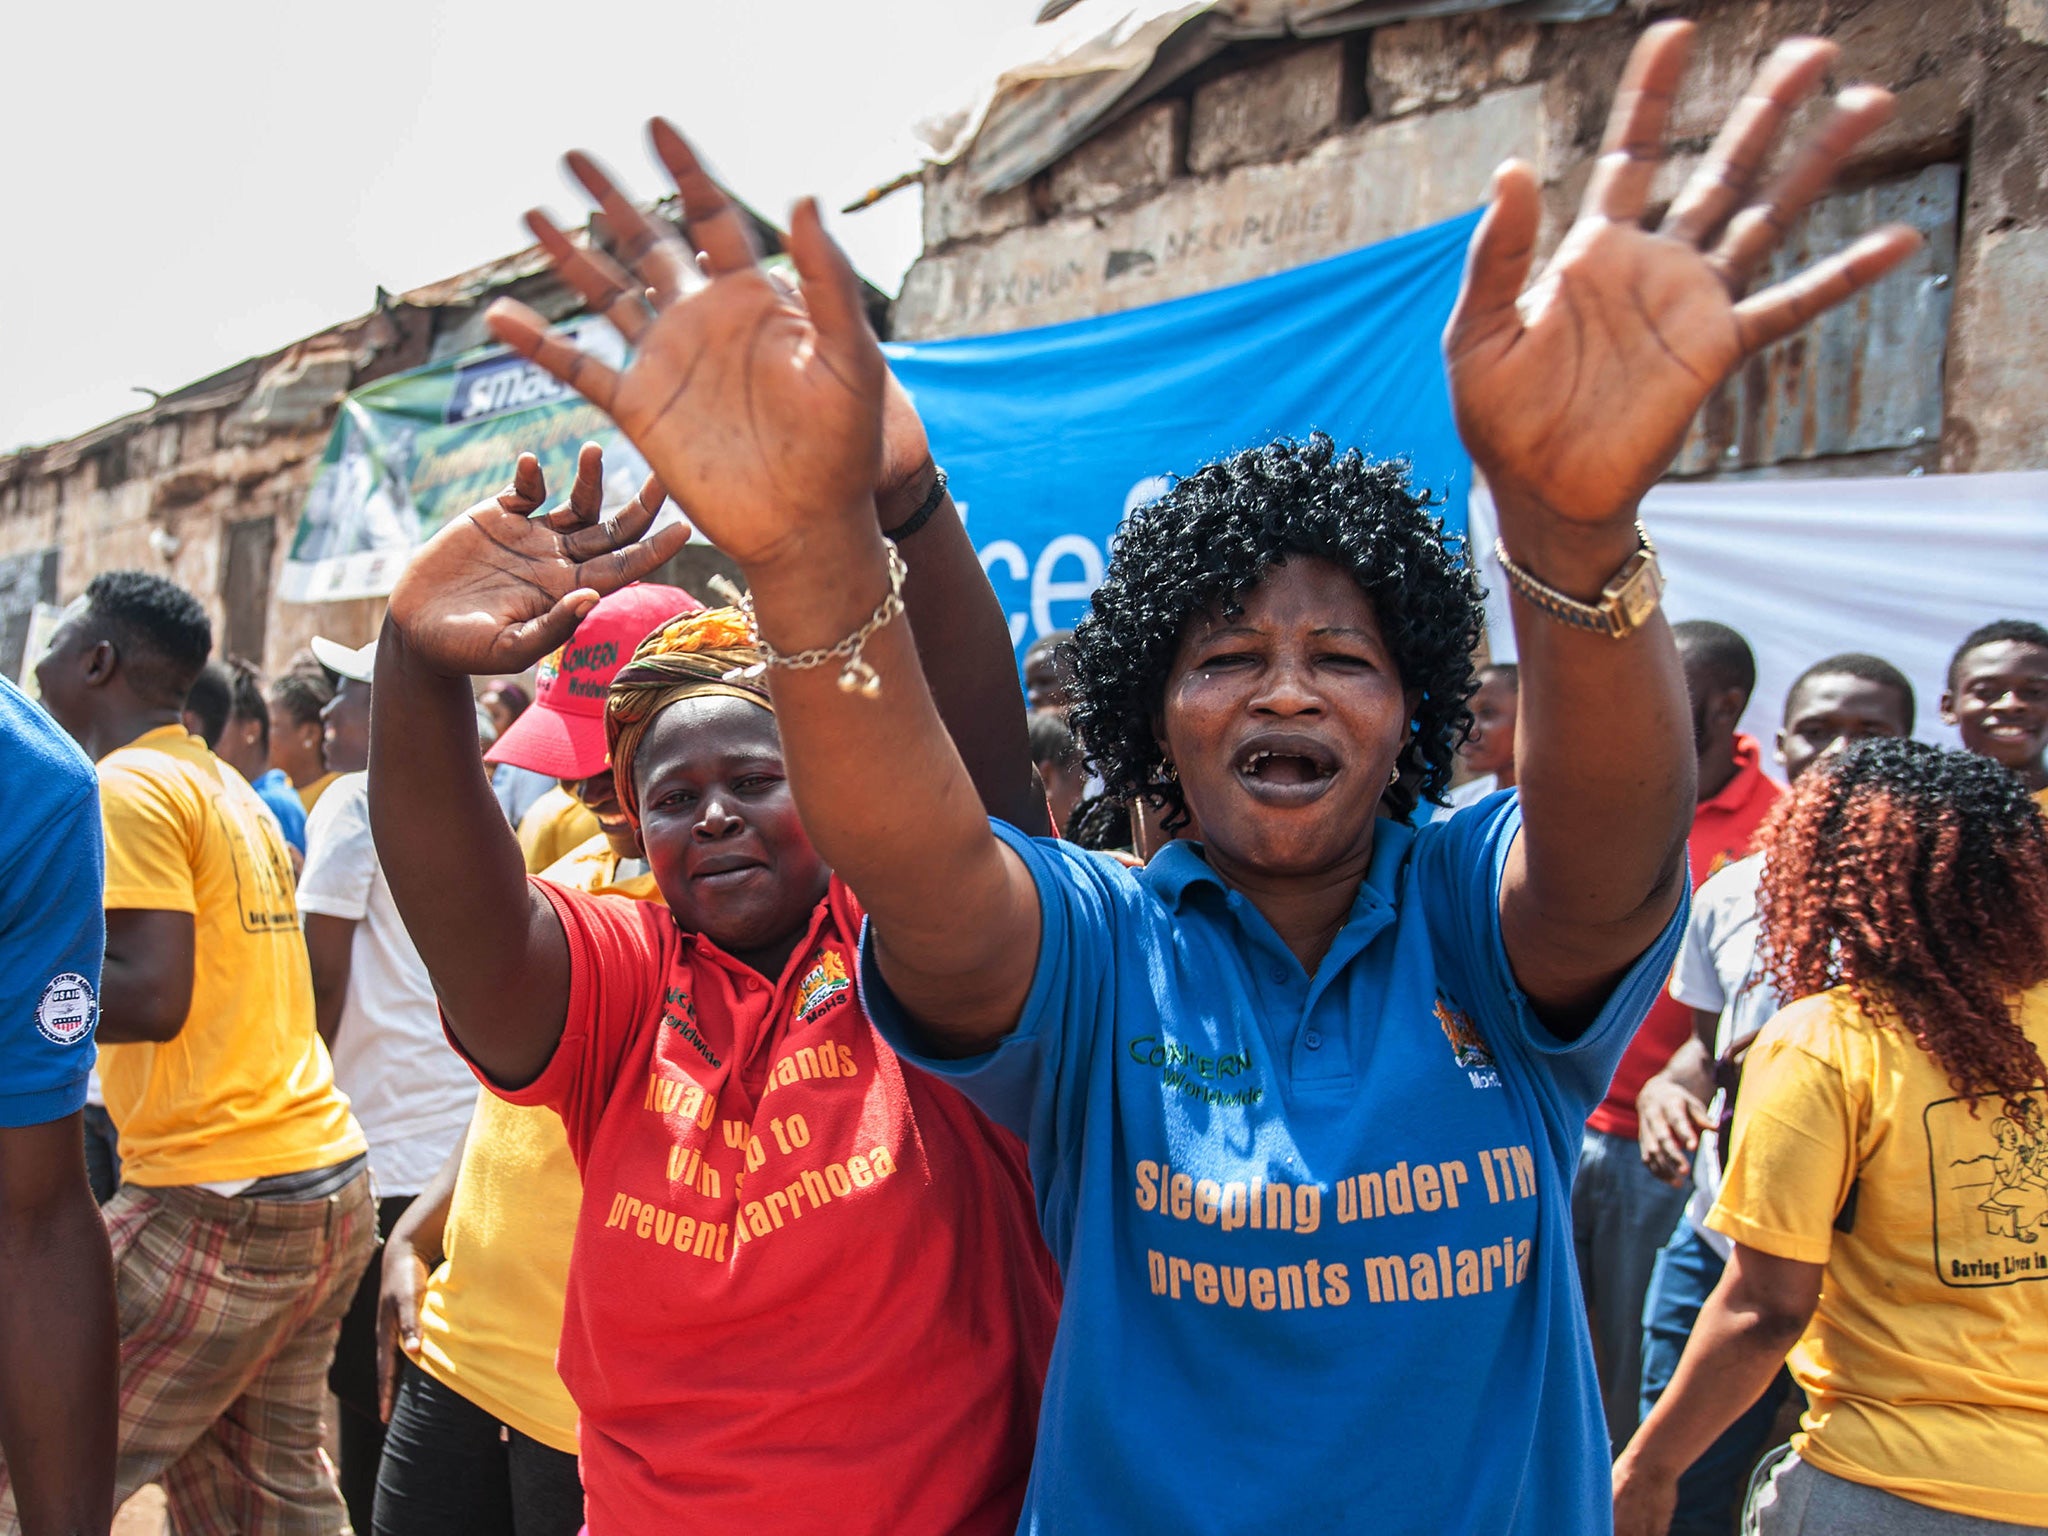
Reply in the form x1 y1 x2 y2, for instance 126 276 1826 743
368 442 1059 1534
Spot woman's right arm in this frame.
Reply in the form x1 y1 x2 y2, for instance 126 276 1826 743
369 449 687 1086
377 1115 468 1421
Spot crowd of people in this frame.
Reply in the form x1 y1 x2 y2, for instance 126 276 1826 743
1 20 2044 1536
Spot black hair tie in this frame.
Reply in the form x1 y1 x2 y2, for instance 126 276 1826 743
881 466 948 542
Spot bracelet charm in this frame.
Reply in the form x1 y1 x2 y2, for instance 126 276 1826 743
712 541 908 699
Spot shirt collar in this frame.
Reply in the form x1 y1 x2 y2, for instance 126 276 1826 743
1142 817 1412 926
1702 733 1770 814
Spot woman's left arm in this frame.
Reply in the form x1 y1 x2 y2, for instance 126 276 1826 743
1611 1244 1821 1536
1446 22 1919 1025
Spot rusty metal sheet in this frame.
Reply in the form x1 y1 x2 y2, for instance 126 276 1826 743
1674 162 1958 475
937 0 1617 196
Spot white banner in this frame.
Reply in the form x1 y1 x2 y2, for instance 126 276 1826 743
1471 471 2048 773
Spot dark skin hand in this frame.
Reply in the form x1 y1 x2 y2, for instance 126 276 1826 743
304 914 357 1048
378 1119 466 1422
479 34 1914 1046
0 1114 117 1536
373 308 1037 1089
97 909 194 1045
475 37 1917 1046
1638 1028 1715 1185
1613 1243 1822 1535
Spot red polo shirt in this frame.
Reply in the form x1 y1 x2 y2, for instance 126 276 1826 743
1587 734 1783 1140
478 876 1060 1535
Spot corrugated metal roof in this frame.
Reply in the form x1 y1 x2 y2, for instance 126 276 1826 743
920 0 1619 197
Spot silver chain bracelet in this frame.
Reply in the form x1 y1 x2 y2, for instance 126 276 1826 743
714 540 908 698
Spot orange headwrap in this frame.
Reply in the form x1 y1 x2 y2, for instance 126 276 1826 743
605 607 771 823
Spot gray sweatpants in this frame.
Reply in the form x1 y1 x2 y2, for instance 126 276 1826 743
1744 1448 2040 1535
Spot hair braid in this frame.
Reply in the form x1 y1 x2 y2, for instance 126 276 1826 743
1757 738 2048 1112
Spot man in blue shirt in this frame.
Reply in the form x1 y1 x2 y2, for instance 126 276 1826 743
0 671 116 1536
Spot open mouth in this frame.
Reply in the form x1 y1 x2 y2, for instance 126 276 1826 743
1233 734 1341 805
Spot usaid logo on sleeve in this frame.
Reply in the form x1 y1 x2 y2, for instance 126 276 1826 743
35 972 97 1046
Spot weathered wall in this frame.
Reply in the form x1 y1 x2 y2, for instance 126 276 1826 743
0 207 786 684
897 0 2046 477
0 326 409 678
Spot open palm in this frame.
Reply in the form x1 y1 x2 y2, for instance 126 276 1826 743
1447 24 1920 528
486 126 884 569
385 445 687 677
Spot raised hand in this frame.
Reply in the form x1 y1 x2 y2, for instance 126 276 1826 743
384 442 688 677
1446 22 1922 530
486 124 886 570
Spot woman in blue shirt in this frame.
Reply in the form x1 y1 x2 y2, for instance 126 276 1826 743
466 21 1918 1532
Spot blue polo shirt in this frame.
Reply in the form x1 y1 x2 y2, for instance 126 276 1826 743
861 794 1685 1535
0 676 105 1128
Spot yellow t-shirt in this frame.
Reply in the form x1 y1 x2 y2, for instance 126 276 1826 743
1708 983 2048 1524
516 785 601 876
2034 786 2048 814
297 769 343 813
98 726 365 1185
413 834 659 1452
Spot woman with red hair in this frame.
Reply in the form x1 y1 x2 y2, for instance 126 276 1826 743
1614 737 2048 1534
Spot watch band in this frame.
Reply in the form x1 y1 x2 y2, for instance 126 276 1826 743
1493 522 1663 639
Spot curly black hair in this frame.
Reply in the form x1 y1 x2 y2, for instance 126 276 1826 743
1067 433 1483 826
1065 791 1134 852
84 570 212 708
1758 737 2048 1112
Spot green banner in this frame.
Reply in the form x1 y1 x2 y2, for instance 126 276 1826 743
282 318 661 603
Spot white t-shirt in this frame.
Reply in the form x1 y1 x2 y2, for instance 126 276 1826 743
1430 774 1502 822
1667 852 1780 1257
297 772 475 1196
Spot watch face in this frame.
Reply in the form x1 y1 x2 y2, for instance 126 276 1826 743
1615 556 1663 628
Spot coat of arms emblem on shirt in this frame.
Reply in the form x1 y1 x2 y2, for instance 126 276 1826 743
1435 994 1500 1089
795 951 853 1024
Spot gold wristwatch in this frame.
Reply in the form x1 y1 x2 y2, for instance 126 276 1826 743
1493 522 1663 639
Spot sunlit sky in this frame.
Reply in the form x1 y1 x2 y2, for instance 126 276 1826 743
0 0 1038 454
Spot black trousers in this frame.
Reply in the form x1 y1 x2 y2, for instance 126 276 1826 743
373 1360 583 1536
329 1193 415 1532
82 1103 121 1204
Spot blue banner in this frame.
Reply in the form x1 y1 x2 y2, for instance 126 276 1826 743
885 208 1482 656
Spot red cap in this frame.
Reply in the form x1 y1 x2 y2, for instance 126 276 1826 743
484 583 701 780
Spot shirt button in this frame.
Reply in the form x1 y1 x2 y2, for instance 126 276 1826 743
1271 966 1287 984
1304 1030 1323 1050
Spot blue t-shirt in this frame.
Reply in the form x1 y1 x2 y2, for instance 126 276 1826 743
861 795 1686 1535
251 766 309 853
0 676 105 1127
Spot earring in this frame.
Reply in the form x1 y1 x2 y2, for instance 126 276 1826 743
1160 759 1179 783
1387 765 1401 788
